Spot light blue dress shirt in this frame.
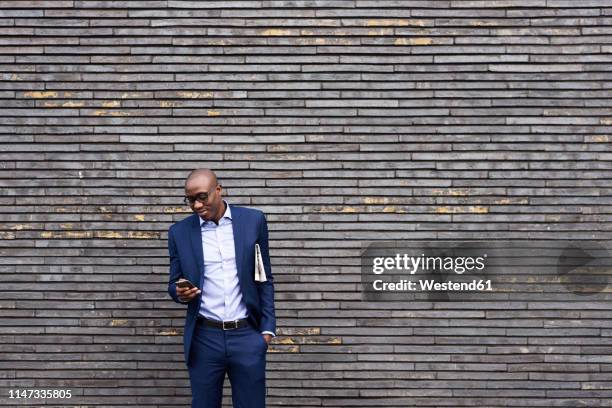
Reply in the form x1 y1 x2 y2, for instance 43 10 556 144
198 201 274 337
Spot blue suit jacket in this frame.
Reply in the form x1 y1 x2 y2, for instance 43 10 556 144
166 204 276 367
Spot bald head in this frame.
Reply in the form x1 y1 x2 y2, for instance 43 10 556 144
185 168 217 188
184 168 225 223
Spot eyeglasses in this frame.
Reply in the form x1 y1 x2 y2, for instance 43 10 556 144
184 187 216 205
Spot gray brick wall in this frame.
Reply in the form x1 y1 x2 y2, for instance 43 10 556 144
1 0 611 406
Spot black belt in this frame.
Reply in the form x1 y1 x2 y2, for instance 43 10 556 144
196 315 249 330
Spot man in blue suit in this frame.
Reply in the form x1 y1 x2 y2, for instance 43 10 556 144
167 168 276 408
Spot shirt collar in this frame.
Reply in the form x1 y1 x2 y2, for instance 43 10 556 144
199 200 231 226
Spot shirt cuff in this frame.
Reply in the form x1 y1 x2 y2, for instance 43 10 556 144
261 331 275 337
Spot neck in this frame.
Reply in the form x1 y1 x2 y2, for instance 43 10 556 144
212 201 226 225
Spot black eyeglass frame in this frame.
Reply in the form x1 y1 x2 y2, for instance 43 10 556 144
183 185 218 206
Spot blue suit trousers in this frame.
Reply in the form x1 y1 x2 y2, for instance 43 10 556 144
188 318 268 408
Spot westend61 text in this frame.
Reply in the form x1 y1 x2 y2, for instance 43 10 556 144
372 279 493 292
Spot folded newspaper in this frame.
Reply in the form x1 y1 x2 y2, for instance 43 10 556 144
254 243 267 282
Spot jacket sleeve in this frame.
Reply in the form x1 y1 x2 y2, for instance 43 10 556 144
256 212 276 335
167 226 188 305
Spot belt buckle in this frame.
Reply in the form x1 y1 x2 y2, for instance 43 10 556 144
222 319 238 330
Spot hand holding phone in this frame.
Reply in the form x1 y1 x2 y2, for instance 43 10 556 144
176 279 195 289
176 278 200 303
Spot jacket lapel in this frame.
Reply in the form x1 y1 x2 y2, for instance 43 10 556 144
189 213 204 288
230 204 245 282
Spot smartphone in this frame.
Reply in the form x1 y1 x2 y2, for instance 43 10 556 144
176 279 195 289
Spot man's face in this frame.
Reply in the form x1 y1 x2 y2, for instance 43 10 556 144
184 177 224 222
